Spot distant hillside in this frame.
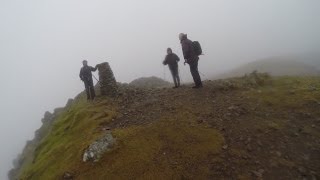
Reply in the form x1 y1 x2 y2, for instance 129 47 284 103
294 52 320 70
216 57 320 79
129 76 171 88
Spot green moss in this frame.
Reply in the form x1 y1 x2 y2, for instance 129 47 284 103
19 97 117 180
78 118 224 179
19 96 224 179
246 76 320 112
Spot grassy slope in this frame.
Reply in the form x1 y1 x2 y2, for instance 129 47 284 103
19 96 118 179
18 76 320 179
19 96 224 179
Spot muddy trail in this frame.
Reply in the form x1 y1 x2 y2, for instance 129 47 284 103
102 75 320 179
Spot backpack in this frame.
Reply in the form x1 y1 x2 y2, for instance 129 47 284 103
193 41 202 56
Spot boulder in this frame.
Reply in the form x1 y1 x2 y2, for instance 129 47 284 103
83 132 115 162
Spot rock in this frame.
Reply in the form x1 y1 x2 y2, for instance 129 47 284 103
197 119 204 124
245 137 251 145
247 145 253 152
298 166 307 175
257 140 263 147
62 172 73 180
65 98 74 107
83 132 115 162
251 171 262 178
251 169 264 178
302 154 310 161
289 90 295 94
275 151 282 157
222 145 228 150
228 106 236 110
309 86 317 91
41 111 54 123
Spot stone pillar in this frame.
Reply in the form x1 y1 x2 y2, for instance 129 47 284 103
97 62 117 97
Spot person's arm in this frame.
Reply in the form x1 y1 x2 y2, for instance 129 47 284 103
163 55 168 65
174 54 180 62
90 65 98 72
79 68 84 81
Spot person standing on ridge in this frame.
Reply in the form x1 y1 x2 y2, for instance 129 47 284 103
163 48 181 88
79 60 98 100
179 33 203 88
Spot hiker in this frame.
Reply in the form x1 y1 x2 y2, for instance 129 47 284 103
163 48 181 88
79 60 98 100
179 33 203 88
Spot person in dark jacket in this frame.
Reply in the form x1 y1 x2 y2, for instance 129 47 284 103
79 60 98 100
179 33 202 88
163 48 180 88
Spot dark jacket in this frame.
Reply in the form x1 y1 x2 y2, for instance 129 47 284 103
180 36 198 63
79 65 97 82
163 53 180 69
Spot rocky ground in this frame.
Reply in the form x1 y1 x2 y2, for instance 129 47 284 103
13 74 320 180
105 74 320 179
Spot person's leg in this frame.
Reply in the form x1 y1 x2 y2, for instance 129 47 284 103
173 67 180 87
84 81 91 100
194 60 202 86
189 59 202 87
89 79 96 100
189 61 198 86
170 68 178 87
176 70 180 87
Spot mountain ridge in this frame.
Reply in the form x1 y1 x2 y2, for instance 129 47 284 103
9 73 320 179
215 57 320 79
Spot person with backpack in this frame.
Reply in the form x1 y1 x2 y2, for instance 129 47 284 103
163 48 181 88
179 33 203 88
79 60 98 100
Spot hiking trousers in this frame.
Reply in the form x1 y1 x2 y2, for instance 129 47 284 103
83 78 96 100
188 59 202 87
169 66 180 87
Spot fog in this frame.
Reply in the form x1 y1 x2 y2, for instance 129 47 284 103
0 0 319 179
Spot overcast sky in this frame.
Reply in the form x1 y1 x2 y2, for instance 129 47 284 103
0 0 319 179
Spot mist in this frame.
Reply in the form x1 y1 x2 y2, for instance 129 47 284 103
0 0 319 179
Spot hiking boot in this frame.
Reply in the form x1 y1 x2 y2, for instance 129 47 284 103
192 85 203 89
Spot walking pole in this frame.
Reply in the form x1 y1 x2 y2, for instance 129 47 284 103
199 71 208 81
87 81 92 101
163 66 166 81
178 66 183 84
92 74 101 86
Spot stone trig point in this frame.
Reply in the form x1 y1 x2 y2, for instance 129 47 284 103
97 62 118 97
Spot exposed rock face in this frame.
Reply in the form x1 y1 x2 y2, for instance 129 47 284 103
8 98 74 180
97 62 118 97
83 132 115 162
41 111 54 123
